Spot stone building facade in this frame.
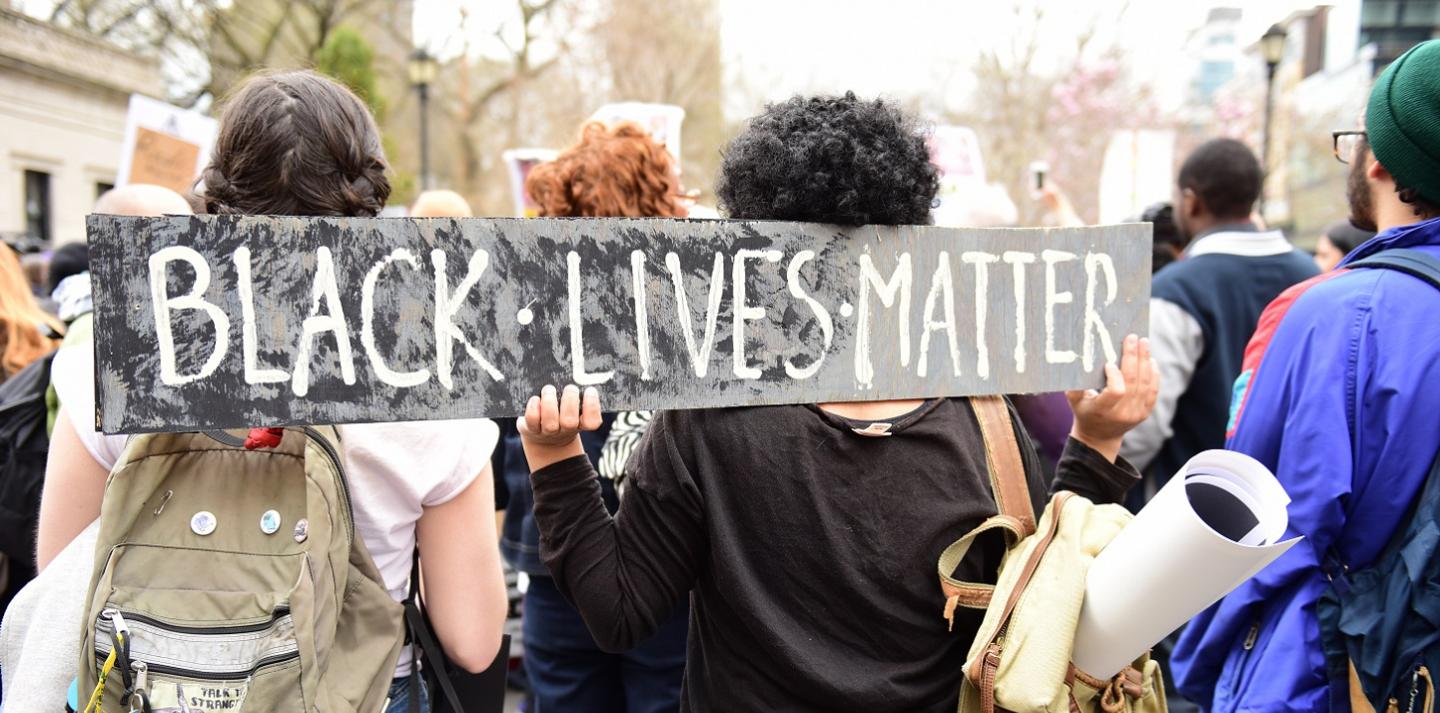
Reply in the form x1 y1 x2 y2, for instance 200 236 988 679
0 8 162 246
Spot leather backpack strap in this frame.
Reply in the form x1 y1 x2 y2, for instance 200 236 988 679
969 396 1036 538
937 514 1028 626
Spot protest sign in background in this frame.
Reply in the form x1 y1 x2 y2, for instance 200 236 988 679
88 215 1149 433
116 95 218 195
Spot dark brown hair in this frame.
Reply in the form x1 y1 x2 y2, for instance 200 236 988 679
526 122 685 218
200 70 390 217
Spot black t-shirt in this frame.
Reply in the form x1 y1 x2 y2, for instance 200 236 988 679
531 398 1139 712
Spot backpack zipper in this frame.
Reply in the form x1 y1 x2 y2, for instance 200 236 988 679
300 426 353 544
95 651 299 682
95 609 300 682
98 607 292 636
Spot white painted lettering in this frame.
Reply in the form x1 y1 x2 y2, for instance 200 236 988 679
664 252 725 378
962 251 1000 379
149 246 230 386
233 247 287 385
361 249 431 388
631 250 652 381
855 252 913 389
1083 251 1120 370
1043 249 1079 365
432 249 505 389
292 246 356 397
1002 251 1036 374
566 251 614 386
732 248 782 379
784 250 834 380
917 252 960 378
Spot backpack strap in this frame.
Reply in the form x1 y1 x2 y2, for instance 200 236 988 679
1321 247 1440 580
405 548 469 713
1347 248 1440 290
970 396 1036 536
935 397 1037 628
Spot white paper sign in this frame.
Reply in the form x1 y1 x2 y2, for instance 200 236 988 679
1072 449 1302 678
117 94 218 195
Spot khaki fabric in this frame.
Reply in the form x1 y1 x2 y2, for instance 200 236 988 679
945 493 1167 713
79 428 403 712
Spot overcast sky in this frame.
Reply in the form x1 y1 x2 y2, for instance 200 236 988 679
715 0 1334 119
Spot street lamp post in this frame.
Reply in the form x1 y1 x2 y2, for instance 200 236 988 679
408 48 439 191
1259 23 1287 217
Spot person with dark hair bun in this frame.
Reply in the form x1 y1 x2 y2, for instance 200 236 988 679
36 70 508 713
199 70 390 218
516 94 1159 712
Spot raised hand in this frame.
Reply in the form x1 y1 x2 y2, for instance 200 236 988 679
518 384 604 471
1065 334 1160 462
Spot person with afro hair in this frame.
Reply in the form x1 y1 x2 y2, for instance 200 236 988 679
517 93 1157 712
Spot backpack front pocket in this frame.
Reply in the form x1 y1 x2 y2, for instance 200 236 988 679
92 598 303 712
85 544 311 712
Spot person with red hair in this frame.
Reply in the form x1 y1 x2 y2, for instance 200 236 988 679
496 120 689 713
526 121 688 219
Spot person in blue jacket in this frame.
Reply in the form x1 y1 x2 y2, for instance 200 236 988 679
1171 40 1440 710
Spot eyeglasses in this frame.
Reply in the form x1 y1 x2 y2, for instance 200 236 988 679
1333 131 1366 165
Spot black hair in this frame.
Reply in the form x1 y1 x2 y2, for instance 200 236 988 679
1396 183 1440 220
47 242 89 295
716 92 939 226
1136 202 1183 273
1322 220 1374 255
1177 138 1262 221
201 70 390 217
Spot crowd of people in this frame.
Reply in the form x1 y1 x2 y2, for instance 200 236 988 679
0 37 1433 713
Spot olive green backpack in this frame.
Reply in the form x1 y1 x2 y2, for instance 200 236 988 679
940 397 1167 713
78 427 404 713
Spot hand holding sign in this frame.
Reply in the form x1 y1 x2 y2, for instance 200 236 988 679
1066 335 1160 461
519 385 604 471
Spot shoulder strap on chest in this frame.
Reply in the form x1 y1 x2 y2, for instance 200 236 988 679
969 396 1036 538
1347 248 1440 291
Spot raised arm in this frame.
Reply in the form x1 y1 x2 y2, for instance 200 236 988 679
520 385 703 652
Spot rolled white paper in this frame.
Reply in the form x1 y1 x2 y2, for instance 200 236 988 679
1071 449 1302 679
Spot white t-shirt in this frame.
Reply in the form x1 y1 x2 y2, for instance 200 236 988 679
50 345 498 675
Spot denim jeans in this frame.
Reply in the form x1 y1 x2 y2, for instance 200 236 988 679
523 575 687 713
385 673 430 713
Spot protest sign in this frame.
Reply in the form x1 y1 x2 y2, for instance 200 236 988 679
590 103 686 167
116 95 219 195
88 215 1150 433
502 149 559 217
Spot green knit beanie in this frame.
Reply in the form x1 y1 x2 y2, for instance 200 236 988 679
1368 39 1440 205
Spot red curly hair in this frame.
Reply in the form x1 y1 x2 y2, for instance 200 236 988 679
526 122 686 218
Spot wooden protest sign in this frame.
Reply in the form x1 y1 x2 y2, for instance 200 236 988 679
88 215 1150 434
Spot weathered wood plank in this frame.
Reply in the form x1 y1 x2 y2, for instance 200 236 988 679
87 215 1151 433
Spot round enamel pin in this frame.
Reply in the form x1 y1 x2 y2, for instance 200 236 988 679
293 518 310 543
260 510 282 535
190 511 217 536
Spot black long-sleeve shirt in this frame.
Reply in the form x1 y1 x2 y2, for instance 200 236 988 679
531 398 1139 712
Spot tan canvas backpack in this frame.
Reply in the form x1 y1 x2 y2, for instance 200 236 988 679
78 427 404 713
940 397 1167 713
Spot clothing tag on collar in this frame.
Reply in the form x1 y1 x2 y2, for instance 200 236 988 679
852 422 893 437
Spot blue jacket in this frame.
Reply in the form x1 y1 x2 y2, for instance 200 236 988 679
1172 217 1440 711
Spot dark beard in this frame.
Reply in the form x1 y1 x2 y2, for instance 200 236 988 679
1347 149 1378 232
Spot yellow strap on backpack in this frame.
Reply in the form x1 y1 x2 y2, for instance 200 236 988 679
83 635 121 713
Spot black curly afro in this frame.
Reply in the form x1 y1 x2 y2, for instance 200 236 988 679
716 92 939 226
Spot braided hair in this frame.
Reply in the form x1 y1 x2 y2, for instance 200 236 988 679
199 70 390 217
